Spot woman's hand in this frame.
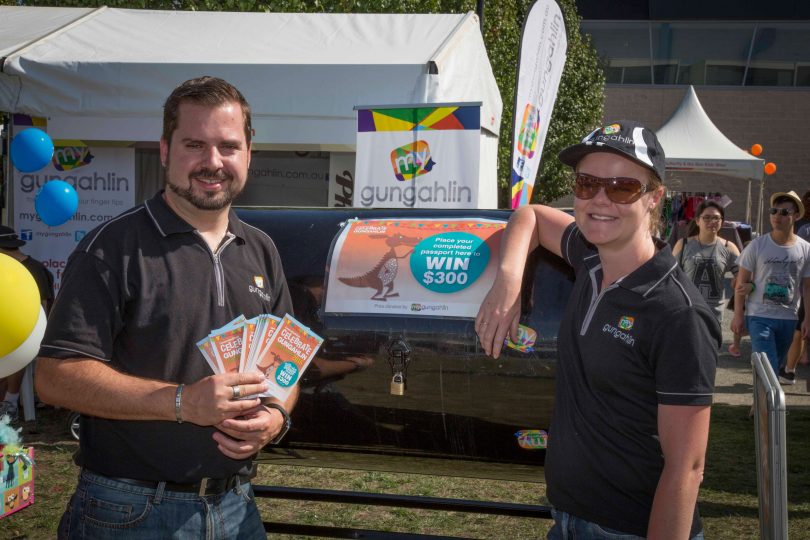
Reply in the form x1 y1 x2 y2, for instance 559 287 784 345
475 274 522 359
735 281 754 296
731 313 746 336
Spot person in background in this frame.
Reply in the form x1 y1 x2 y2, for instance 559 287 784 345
732 191 810 384
672 200 740 355
35 77 295 539
0 225 54 423
782 209 810 383
477 121 718 539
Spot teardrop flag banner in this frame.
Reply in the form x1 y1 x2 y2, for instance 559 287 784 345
510 0 567 208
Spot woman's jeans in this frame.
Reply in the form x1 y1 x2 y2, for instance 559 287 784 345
547 509 705 540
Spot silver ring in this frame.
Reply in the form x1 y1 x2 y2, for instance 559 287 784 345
231 385 241 399
481 322 488 326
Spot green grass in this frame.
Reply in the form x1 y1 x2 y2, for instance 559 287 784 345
3 404 809 539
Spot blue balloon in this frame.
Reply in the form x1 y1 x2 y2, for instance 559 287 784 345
10 128 54 173
35 180 78 227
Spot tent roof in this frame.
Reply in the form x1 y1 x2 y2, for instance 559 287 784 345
0 6 94 58
0 7 501 146
656 86 763 180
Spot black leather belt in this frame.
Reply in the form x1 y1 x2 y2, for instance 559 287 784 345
89 464 257 497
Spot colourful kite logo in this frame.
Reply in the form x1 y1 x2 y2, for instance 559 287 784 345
603 123 621 135
515 429 548 450
517 103 540 158
389 140 436 182
52 141 94 172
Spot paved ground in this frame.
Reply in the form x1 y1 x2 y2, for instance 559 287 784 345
714 318 810 407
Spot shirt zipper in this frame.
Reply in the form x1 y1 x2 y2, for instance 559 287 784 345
197 232 237 307
580 265 621 336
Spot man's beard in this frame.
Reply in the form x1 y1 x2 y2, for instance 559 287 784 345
165 167 243 211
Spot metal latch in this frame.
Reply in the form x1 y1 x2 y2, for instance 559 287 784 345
386 338 412 396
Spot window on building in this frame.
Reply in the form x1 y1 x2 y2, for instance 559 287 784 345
581 20 810 87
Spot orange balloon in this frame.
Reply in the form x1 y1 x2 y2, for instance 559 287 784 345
764 162 777 175
750 143 763 156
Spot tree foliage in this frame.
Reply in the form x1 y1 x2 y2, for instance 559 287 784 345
4 0 603 205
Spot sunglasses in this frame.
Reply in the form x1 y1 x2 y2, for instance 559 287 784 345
700 215 722 222
769 207 795 216
573 173 650 204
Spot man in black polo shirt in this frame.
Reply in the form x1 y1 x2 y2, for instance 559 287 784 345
477 121 719 538
36 77 294 539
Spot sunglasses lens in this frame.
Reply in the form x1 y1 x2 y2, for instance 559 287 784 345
574 175 600 200
770 208 790 216
574 174 645 204
607 178 644 203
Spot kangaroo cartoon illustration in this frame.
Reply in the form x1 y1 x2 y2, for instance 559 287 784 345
339 233 421 301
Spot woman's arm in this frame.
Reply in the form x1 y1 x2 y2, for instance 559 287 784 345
647 404 711 539
475 205 573 358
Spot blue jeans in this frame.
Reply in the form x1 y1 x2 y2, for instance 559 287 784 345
547 509 705 540
57 470 265 540
746 316 796 374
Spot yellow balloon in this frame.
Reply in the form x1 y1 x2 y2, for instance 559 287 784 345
0 253 41 357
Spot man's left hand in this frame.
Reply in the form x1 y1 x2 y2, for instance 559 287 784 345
213 404 285 460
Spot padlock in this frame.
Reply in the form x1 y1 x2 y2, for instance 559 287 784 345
390 372 405 396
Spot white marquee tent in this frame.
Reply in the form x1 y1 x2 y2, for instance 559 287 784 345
0 6 502 205
656 86 766 230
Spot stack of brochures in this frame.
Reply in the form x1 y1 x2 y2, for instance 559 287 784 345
197 313 323 401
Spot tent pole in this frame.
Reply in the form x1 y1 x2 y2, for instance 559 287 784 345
757 175 765 235
746 179 752 225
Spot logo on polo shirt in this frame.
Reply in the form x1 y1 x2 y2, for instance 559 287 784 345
248 275 272 302
602 315 636 347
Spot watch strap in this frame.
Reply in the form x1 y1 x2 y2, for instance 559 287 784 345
265 402 291 445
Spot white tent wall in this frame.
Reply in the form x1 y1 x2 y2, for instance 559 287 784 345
0 7 502 209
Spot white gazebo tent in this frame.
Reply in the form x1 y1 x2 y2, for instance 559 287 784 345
656 86 766 232
0 6 503 207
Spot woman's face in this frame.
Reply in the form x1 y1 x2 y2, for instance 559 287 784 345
573 152 663 251
697 207 723 234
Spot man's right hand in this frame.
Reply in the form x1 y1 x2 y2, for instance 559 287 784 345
180 372 268 426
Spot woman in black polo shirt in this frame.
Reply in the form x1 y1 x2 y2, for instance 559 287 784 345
476 121 719 539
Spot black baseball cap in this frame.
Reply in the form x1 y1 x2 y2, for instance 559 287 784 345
558 120 667 181
0 225 26 249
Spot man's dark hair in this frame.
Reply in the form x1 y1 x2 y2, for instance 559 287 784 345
162 76 252 147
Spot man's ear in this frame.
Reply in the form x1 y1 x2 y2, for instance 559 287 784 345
159 138 169 167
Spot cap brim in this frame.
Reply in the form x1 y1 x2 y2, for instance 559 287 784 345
558 143 654 176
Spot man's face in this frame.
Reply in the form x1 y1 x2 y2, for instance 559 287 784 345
160 101 251 212
770 201 798 233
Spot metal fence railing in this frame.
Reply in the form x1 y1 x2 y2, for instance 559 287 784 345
752 351 788 540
